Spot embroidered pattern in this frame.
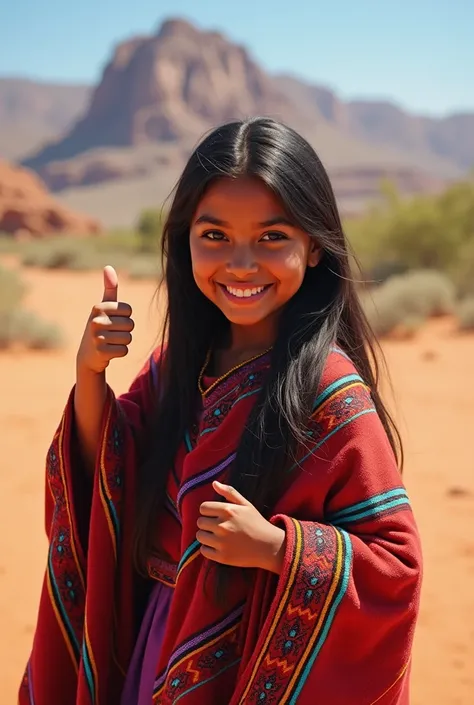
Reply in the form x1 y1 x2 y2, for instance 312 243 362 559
98 406 126 557
46 397 127 702
148 557 178 588
293 377 376 470
200 357 270 435
329 488 410 527
153 604 244 703
46 416 86 668
238 520 352 704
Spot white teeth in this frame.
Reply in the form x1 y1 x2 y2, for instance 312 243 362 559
225 285 265 298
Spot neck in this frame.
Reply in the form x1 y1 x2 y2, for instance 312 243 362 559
228 317 277 354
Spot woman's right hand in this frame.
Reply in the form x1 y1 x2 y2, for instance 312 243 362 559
77 265 135 374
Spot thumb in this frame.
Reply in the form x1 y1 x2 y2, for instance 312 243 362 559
102 265 118 302
213 481 251 506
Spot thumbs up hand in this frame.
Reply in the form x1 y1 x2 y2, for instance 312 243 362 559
77 266 135 374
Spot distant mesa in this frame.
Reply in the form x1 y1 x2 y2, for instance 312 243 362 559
0 16 470 225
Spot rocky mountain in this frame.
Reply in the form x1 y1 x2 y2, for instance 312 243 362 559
0 160 102 236
0 18 471 226
278 75 474 171
0 78 91 161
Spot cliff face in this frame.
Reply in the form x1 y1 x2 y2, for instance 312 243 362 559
23 19 298 168
0 160 102 236
4 17 468 225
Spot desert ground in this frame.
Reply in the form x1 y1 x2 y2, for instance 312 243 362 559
0 262 473 704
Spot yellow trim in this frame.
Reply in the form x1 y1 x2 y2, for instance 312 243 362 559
176 547 200 583
152 622 240 701
279 529 344 701
198 347 272 398
46 568 79 673
369 660 410 705
84 619 100 705
98 402 118 559
238 518 302 703
312 381 370 421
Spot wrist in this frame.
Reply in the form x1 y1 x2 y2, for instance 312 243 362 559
261 525 286 575
76 357 106 378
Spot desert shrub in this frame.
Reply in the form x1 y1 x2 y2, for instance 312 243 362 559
136 209 166 252
0 309 63 349
456 298 474 331
362 270 455 338
128 256 161 281
391 270 456 318
345 176 474 285
22 239 93 270
0 263 26 313
21 236 141 272
0 262 63 350
0 234 23 254
361 287 424 340
449 238 474 298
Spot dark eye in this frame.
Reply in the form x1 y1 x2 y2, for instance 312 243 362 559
202 230 227 241
261 231 289 242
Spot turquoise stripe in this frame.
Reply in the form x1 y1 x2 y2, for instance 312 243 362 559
330 488 408 520
81 640 95 702
184 430 193 452
47 549 80 659
290 408 376 472
334 497 410 525
330 345 352 362
177 540 200 573
104 492 119 542
174 659 241 702
289 530 352 703
312 374 364 411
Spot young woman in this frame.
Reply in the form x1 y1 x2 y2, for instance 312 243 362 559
20 117 422 705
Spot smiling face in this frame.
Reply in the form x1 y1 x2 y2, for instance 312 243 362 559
189 177 320 339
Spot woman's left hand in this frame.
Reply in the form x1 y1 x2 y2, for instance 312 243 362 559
197 481 286 574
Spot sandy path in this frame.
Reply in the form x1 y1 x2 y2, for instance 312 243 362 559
0 264 473 703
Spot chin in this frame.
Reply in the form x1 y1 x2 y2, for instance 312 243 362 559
220 309 269 327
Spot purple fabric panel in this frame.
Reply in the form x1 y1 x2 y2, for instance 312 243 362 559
121 581 172 705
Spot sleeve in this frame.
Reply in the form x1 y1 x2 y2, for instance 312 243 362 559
232 359 422 705
43 348 161 545
20 349 161 705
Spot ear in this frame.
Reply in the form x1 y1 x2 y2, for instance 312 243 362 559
307 241 321 268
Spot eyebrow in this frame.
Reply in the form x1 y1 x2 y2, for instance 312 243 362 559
193 214 294 227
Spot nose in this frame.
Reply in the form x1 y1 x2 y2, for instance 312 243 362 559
226 245 258 279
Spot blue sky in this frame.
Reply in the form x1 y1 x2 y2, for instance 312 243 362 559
0 0 471 116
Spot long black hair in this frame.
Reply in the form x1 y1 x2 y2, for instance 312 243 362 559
133 117 402 572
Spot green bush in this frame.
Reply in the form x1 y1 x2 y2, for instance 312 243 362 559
456 298 474 331
136 209 166 253
346 176 474 287
449 238 474 298
128 256 161 281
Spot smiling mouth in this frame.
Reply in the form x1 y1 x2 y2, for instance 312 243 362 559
217 283 273 302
